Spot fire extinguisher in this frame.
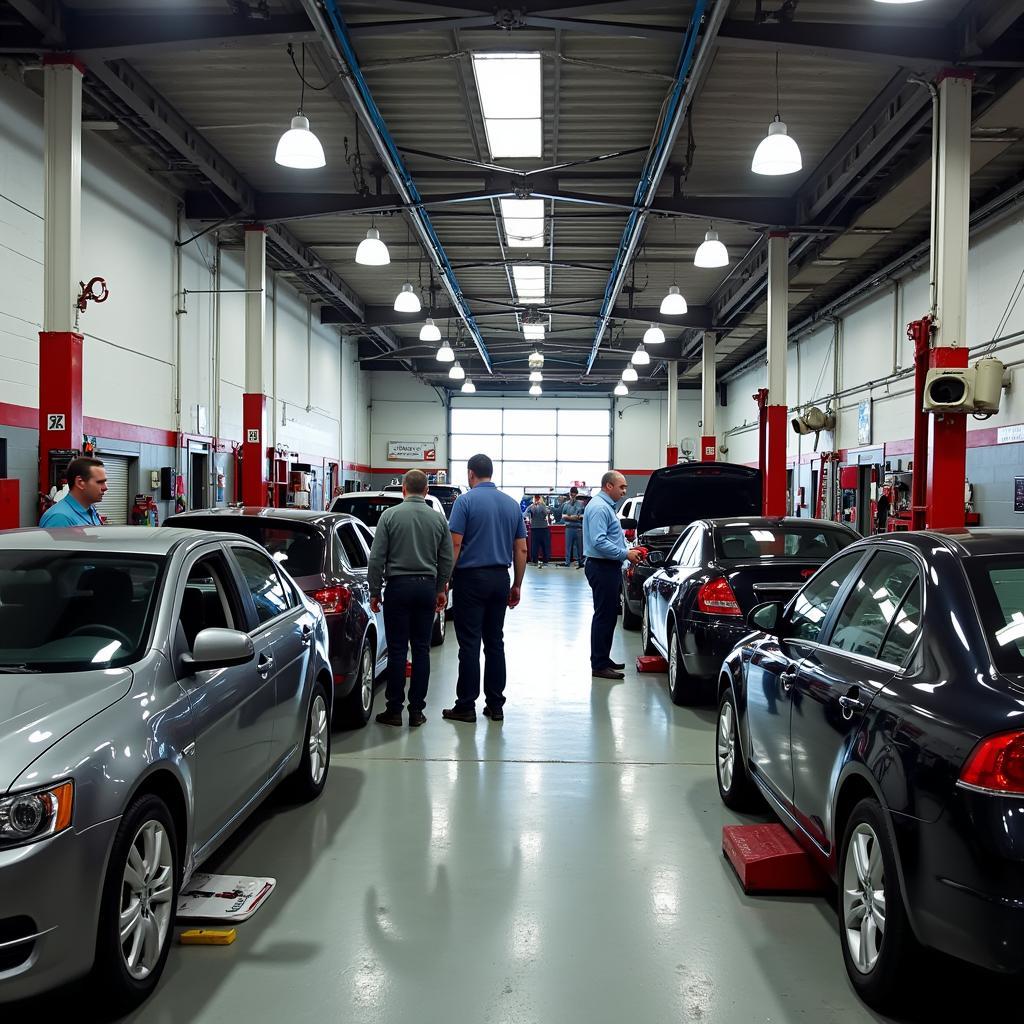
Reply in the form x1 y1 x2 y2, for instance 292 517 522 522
131 494 159 526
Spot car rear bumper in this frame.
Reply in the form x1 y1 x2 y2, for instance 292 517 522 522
326 613 366 696
0 817 119 1002
891 793 1024 973
681 619 749 680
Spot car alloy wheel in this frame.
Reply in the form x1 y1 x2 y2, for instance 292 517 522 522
717 698 736 792
360 643 374 713
120 820 174 980
843 822 886 974
668 631 678 687
309 693 329 786
641 602 650 651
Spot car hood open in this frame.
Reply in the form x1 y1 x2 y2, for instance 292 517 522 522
635 463 762 536
0 668 134 791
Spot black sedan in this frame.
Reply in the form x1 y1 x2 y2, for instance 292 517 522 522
716 530 1024 1010
172 508 387 727
642 517 857 704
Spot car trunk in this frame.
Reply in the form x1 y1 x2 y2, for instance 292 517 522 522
722 562 822 614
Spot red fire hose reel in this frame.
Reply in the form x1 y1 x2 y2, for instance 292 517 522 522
76 276 109 312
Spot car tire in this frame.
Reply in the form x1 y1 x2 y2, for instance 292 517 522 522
430 607 446 646
93 794 179 1014
715 688 760 811
640 599 657 655
668 625 699 705
288 680 332 802
337 637 374 729
838 798 920 1012
622 583 641 630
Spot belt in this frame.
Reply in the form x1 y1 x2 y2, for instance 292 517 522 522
587 557 622 565
454 564 508 571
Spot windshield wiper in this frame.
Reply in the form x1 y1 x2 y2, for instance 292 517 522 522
0 664 40 673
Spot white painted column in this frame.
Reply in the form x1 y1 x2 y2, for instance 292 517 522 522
666 359 678 465
244 226 266 393
700 332 717 461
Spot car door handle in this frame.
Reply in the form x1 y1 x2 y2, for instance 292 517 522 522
780 669 797 693
300 625 313 647
838 693 865 720
257 654 274 679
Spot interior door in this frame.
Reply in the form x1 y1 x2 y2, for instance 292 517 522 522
790 552 922 850
173 551 273 851
744 550 866 807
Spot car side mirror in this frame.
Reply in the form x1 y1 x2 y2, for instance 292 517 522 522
748 601 783 636
647 550 666 566
619 517 637 532
181 628 255 675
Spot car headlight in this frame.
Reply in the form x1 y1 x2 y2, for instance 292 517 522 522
0 781 74 846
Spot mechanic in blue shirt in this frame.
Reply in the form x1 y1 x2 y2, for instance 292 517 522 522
39 457 107 527
443 453 528 723
583 470 643 679
560 487 586 569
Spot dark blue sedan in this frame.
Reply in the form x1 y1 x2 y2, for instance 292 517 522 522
716 530 1024 1011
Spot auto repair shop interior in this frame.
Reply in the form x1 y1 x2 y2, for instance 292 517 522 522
2 0 1024 1021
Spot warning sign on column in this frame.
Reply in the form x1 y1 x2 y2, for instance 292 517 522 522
246 429 260 443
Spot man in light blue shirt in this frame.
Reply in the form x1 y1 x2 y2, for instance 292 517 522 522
583 470 642 678
39 457 107 527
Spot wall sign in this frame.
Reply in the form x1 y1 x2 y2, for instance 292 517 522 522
46 413 66 431
857 399 872 447
1015 478 1024 514
999 424 1024 445
246 429 260 444
387 441 436 462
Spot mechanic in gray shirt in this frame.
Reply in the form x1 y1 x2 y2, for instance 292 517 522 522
368 470 454 727
527 494 552 567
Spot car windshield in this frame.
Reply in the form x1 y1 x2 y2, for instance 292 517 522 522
176 519 324 577
965 558 1024 674
0 552 163 671
330 496 400 527
714 524 853 561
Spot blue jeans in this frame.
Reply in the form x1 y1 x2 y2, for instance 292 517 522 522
585 559 621 670
564 528 583 566
530 528 551 564
383 575 437 712
452 567 510 710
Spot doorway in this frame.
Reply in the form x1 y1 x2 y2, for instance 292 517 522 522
190 450 210 510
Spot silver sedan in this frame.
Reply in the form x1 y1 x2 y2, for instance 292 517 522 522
0 528 332 1011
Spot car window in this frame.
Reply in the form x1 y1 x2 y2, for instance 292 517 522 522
232 547 294 625
788 551 864 643
877 579 922 666
670 528 701 567
330 496 400 527
177 556 236 651
828 551 919 659
714 524 853 561
175 518 324 577
354 523 375 552
337 524 368 569
964 559 1024 674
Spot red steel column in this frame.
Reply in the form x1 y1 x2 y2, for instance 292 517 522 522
765 232 789 516
926 70 973 530
242 225 268 506
700 331 717 461
38 56 85 502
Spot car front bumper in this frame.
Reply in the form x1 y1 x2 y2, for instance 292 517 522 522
0 816 119 1002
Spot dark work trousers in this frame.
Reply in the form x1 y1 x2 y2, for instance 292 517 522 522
382 575 437 713
452 567 511 710
585 558 622 671
530 527 551 564
564 527 583 566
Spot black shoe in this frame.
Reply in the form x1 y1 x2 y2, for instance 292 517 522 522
592 667 625 680
409 711 427 727
483 705 504 721
575 563 583 570
442 706 477 723
610 661 626 670
376 710 403 726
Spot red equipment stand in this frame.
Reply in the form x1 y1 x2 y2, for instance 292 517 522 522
636 655 668 673
722 824 828 894
0 479 19 530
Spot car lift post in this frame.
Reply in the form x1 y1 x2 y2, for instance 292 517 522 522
764 232 789 516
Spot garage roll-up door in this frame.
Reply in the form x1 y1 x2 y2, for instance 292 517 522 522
100 454 131 525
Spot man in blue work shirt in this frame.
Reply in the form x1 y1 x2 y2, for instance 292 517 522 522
583 470 643 679
39 457 107 527
560 487 585 568
443 453 528 723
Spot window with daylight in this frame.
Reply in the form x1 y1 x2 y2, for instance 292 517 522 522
449 407 611 500
471 53 543 159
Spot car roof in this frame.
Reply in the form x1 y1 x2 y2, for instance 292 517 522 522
869 529 1024 559
174 507 361 529
0 526 247 556
337 490 441 504
706 516 856 531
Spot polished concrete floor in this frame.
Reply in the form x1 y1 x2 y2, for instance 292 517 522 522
43 565 1010 1022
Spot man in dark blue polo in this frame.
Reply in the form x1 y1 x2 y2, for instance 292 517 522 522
443 453 528 723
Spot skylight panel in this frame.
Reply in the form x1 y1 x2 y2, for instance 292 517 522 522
500 198 545 248
512 264 545 304
472 53 543 159
523 325 545 340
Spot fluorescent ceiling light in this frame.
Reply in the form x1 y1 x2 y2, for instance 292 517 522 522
472 53 542 159
529 383 542 396
449 361 465 380
694 229 729 269
355 227 389 266
614 382 628 397
660 286 687 316
621 366 638 383
461 378 476 393
529 370 543 383
437 340 455 362
752 117 802 176
523 325 545 340
500 198 545 248
394 282 421 313
512 264 545 304
644 324 666 345
275 114 326 169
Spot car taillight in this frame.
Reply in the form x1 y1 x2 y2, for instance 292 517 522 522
311 585 352 615
959 731 1024 794
697 577 742 617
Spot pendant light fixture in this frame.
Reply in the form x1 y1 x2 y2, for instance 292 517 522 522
622 365 639 383
694 224 729 269
461 378 476 393
528 349 544 369
355 225 390 266
614 382 628 397
659 220 688 314
631 343 650 367
449 360 465 380
529 383 542 396
420 317 441 343
644 324 666 346
394 282 421 313
752 54 802 176
436 338 455 362
529 370 543 383
275 44 326 169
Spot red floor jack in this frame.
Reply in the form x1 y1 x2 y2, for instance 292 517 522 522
723 824 828 894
